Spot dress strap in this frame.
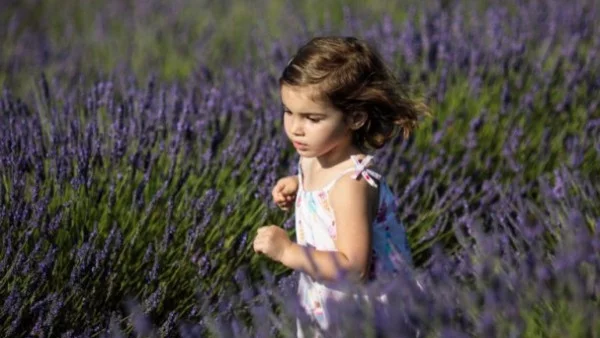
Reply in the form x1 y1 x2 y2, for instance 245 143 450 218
349 155 381 187
322 155 382 191
297 157 304 188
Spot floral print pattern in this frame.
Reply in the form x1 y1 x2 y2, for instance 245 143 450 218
294 156 412 336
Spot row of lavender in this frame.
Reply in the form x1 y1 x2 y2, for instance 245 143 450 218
1 0 599 337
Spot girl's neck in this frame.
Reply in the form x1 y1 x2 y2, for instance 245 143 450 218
312 143 367 170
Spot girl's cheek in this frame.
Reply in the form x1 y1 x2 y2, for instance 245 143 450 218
283 119 293 134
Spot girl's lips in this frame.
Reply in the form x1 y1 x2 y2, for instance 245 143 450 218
293 141 308 149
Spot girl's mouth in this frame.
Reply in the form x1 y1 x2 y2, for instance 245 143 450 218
293 141 308 149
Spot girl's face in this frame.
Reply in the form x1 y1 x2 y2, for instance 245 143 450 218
281 85 352 159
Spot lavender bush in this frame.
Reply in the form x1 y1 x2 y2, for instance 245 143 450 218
1 0 599 337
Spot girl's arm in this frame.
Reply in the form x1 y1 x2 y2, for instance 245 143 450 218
279 243 360 283
279 173 378 283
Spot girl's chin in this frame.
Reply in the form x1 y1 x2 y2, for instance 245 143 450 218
295 148 316 157
296 151 328 160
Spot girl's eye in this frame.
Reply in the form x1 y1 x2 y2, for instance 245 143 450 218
308 117 321 123
283 110 292 115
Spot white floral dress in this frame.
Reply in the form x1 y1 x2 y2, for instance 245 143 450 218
294 155 413 337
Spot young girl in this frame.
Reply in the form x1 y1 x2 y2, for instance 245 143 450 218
252 36 429 337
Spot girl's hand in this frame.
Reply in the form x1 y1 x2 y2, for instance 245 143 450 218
272 176 299 211
253 225 292 262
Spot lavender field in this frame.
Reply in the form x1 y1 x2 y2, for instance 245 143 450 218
1 0 599 337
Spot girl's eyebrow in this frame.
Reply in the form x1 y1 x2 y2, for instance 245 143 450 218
282 104 326 116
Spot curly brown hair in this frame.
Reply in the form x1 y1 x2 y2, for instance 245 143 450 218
279 36 430 150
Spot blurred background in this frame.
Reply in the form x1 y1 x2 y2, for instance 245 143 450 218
1 0 599 336
1 0 414 91
1 0 500 95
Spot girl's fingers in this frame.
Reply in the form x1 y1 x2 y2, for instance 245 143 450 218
253 239 259 252
254 236 265 253
278 201 292 209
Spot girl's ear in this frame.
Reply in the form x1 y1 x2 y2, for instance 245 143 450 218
349 111 368 130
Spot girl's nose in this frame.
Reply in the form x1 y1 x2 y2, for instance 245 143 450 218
291 119 304 136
